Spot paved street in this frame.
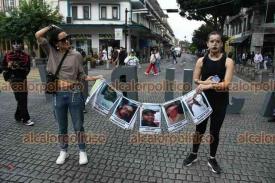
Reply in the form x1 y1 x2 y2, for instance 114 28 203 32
0 53 275 183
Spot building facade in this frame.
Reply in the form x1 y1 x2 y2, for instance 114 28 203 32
0 0 175 59
57 0 175 59
224 0 275 60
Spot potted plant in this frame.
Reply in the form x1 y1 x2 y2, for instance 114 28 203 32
86 56 96 68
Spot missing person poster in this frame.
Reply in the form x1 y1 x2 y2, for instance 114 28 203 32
109 97 140 129
93 82 123 116
139 103 162 134
85 79 105 105
182 90 212 125
162 97 189 132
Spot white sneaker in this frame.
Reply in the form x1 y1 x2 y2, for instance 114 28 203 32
56 151 69 165
79 151 88 165
23 119 34 126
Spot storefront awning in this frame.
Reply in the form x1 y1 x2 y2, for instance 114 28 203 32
229 35 250 46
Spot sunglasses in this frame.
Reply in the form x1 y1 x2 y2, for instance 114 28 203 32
58 35 70 43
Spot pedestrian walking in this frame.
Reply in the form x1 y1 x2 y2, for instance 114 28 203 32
263 54 269 70
1 37 34 126
183 31 234 174
171 48 177 64
124 49 140 67
254 51 263 71
144 49 159 76
155 48 161 72
242 52 246 66
117 47 127 67
35 25 104 165
251 51 255 65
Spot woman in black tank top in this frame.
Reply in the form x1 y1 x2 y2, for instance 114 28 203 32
183 31 234 174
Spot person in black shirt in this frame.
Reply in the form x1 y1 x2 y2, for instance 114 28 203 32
117 47 127 67
2 38 34 126
141 109 159 127
183 31 234 174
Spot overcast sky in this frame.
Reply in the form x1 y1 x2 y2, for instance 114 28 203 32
157 0 204 42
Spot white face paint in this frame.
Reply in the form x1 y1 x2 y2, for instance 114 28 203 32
12 41 23 51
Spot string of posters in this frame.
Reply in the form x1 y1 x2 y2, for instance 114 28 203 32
85 79 213 134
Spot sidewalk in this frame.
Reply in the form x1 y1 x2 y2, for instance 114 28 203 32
0 54 274 183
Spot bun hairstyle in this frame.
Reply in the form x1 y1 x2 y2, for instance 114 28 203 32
48 28 64 50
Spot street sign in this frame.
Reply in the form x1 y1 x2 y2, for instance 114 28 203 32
115 28 123 40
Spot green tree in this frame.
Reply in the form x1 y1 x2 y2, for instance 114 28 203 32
192 24 215 51
192 23 228 52
177 0 260 33
1 0 62 51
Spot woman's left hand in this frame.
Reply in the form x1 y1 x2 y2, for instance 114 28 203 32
196 84 212 93
96 75 104 80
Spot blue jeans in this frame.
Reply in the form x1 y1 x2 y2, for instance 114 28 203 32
156 60 161 72
53 90 85 151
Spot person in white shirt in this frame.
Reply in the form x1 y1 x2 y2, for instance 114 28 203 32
263 55 269 70
124 49 140 66
254 51 263 70
102 49 108 61
145 48 159 76
242 52 246 65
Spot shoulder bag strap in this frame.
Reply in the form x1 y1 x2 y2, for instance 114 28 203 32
54 50 69 77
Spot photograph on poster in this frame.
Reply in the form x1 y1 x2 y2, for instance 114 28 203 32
182 90 212 124
139 104 162 134
110 97 140 129
85 79 105 105
93 82 122 115
162 97 188 132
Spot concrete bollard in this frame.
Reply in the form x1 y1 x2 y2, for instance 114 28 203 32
183 69 193 95
227 97 245 114
260 91 275 118
260 71 269 83
111 66 138 100
165 68 175 101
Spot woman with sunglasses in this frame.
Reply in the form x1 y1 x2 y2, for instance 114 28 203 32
35 25 103 165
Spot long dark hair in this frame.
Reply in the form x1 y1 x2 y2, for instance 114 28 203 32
48 28 63 50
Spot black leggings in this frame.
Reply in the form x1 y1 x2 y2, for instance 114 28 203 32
11 80 30 122
192 104 227 157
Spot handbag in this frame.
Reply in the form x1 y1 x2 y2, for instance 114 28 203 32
150 54 157 64
45 50 69 94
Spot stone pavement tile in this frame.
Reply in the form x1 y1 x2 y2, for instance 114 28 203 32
30 179 43 183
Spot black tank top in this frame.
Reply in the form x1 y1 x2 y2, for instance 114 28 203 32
201 53 229 108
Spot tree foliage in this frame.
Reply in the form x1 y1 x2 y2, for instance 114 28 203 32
0 0 62 50
177 0 260 33
192 23 228 52
192 23 215 51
